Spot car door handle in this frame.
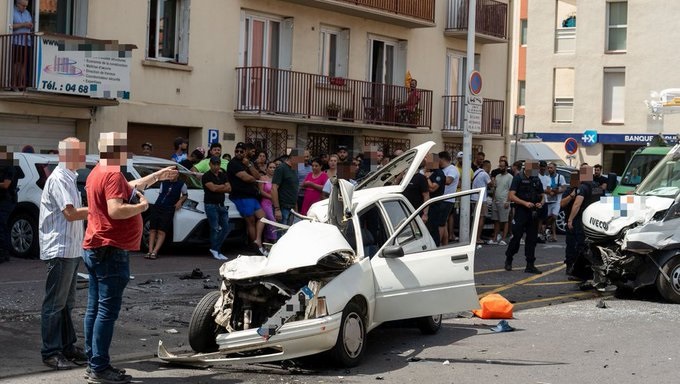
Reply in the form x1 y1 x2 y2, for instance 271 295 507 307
451 254 468 262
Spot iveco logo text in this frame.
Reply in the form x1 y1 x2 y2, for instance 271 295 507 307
589 217 609 230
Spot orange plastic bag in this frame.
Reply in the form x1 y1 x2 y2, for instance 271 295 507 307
472 293 514 319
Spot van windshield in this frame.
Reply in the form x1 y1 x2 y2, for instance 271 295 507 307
620 154 664 186
636 146 680 198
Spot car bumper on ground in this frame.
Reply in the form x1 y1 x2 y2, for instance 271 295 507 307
158 311 343 365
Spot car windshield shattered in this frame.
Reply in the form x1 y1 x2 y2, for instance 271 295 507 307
636 145 680 198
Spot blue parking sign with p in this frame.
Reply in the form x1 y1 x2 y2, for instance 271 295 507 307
208 129 219 145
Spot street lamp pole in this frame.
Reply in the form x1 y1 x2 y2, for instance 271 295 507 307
460 0 476 244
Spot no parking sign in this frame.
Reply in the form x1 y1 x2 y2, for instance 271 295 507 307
564 137 578 155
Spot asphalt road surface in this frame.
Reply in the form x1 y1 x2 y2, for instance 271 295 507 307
1 236 678 384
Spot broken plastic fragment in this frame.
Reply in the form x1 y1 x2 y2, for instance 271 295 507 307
165 329 179 334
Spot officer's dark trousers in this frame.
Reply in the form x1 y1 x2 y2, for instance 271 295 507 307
565 216 591 278
505 207 538 264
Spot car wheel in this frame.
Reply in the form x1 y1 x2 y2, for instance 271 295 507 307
656 256 680 304
332 302 366 368
188 291 224 353
417 314 442 335
10 212 38 259
555 209 567 234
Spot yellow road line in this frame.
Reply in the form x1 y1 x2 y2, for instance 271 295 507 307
524 281 581 286
514 291 613 307
475 261 563 275
478 264 566 298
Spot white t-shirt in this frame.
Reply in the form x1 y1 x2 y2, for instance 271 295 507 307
538 173 551 203
442 164 460 202
471 168 491 201
545 172 566 203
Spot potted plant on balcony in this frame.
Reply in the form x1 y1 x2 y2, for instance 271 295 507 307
326 102 341 120
342 108 354 122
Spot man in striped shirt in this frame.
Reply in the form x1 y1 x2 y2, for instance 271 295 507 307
39 137 89 370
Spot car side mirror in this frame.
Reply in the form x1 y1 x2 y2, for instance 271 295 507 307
381 245 404 258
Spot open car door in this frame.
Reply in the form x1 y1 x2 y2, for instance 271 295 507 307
371 189 484 323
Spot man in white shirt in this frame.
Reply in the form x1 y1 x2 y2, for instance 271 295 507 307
439 151 459 245
543 162 566 241
536 161 551 243
39 137 89 370
471 160 492 246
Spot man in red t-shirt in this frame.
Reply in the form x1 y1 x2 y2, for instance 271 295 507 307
81 132 176 384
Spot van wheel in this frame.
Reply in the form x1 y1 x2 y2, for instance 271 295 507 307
189 291 224 353
656 256 680 304
332 302 366 368
10 212 38 259
417 314 442 335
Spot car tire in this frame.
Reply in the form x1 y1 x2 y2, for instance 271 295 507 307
188 291 224 353
656 256 680 304
555 209 567 234
10 212 38 259
416 314 442 335
332 302 366 368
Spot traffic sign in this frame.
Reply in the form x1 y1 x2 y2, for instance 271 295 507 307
469 71 482 95
564 137 578 155
208 129 219 144
466 96 483 133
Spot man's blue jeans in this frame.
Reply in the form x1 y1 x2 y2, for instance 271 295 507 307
82 247 130 372
41 257 80 359
205 204 231 252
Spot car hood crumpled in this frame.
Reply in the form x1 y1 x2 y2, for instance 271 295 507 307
219 220 356 280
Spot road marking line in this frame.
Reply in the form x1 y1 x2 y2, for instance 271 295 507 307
514 291 613 307
475 261 563 275
478 264 566 298
524 281 582 286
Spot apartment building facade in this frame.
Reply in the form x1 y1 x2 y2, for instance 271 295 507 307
523 0 680 174
1 0 511 161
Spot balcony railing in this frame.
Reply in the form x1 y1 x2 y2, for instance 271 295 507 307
280 0 435 26
335 0 435 22
446 0 508 41
442 95 504 135
0 33 37 89
235 67 433 129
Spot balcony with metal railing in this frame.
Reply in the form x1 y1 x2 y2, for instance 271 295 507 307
445 0 508 43
235 66 433 132
0 33 123 107
278 0 435 28
442 95 504 135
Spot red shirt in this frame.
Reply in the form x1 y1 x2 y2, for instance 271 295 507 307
83 164 142 251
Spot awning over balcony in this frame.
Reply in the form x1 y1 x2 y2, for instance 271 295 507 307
235 67 433 133
279 0 435 28
0 33 135 108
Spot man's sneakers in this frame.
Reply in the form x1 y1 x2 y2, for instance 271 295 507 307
86 366 132 384
504 260 512 271
63 345 88 365
209 249 228 260
524 264 543 274
84 366 126 380
498 240 508 246
43 353 74 370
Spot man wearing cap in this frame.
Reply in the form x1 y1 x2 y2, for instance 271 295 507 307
202 156 231 260
336 145 351 165
141 142 153 156
193 143 228 173
171 137 188 163
227 142 267 254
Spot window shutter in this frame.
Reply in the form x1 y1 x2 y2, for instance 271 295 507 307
335 28 349 78
279 18 294 70
73 0 89 36
393 40 407 87
177 0 191 64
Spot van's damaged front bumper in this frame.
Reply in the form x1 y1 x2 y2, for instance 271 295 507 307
158 311 343 365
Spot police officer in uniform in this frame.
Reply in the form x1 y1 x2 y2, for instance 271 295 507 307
505 160 545 274
564 165 604 280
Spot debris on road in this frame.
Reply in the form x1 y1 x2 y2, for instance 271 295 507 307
165 328 179 334
490 320 514 333
596 299 608 309
179 268 209 280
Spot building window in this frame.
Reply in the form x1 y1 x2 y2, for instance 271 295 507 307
603 68 625 123
520 19 527 46
319 26 349 78
518 80 526 107
245 126 288 160
554 0 576 53
553 68 574 123
11 0 88 35
368 35 407 85
606 1 627 52
147 0 191 64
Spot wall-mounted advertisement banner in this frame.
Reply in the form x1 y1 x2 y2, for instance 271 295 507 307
37 35 135 100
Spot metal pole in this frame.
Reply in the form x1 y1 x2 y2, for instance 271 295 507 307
460 0 476 244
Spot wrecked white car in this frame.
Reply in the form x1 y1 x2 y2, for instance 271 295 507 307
158 141 483 367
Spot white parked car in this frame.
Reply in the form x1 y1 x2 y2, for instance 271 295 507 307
158 141 483 367
9 154 242 258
